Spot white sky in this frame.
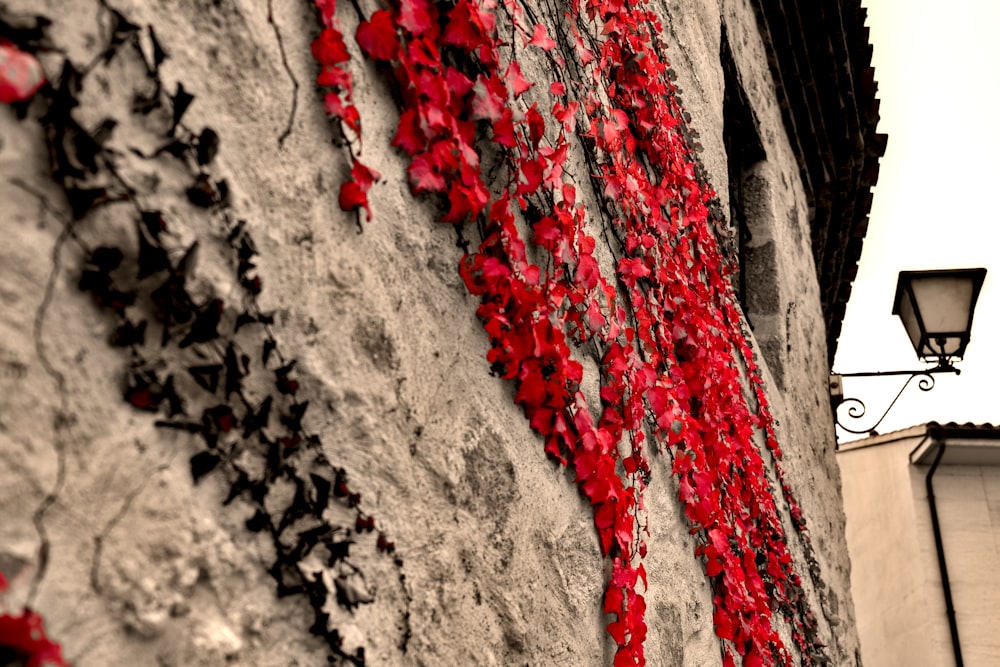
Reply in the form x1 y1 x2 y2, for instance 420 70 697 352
834 0 1000 440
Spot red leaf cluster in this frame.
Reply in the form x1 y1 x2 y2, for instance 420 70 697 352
310 0 828 663
339 158 381 221
310 1 380 222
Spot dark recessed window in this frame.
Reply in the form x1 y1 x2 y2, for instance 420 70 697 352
721 26 766 323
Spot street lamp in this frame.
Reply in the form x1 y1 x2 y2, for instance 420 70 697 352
831 268 987 437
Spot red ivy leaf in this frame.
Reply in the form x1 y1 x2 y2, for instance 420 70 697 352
744 648 765 667
491 109 516 147
713 607 735 641
575 254 600 291
618 256 650 286
351 159 381 188
407 152 447 193
443 180 489 223
0 609 68 666
604 583 625 614
573 29 595 64
614 504 634 549
532 215 564 247
594 501 615 554
324 92 361 135
317 64 353 90
356 10 399 61
339 180 368 219
410 35 443 67
526 103 545 146
607 618 627 645
0 43 45 104
471 75 505 122
504 61 533 97
613 645 639 667
445 67 475 99
314 0 337 27
584 296 606 333
517 156 544 198
392 108 426 155
429 138 460 172
553 100 579 133
480 257 510 281
338 159 380 221
442 0 484 52
311 27 351 65
527 24 556 51
398 0 433 35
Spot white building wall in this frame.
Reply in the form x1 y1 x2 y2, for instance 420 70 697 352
933 464 1000 665
840 428 1000 667
840 431 948 666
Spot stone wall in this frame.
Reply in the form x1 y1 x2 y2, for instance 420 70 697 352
0 0 859 664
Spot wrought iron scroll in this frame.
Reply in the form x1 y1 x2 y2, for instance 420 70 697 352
835 371 937 435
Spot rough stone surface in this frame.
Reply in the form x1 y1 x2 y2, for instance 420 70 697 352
0 0 859 664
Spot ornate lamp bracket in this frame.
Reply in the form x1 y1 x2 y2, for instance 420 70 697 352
830 361 960 437
831 268 985 442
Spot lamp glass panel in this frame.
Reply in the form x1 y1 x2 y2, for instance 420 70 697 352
897 290 923 353
908 275 974 335
922 335 961 357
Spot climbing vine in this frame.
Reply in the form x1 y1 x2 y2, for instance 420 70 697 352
61 15 408 659
2 4 407 663
311 0 825 664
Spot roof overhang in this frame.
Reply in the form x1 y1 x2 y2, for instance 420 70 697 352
751 0 886 364
910 424 1000 466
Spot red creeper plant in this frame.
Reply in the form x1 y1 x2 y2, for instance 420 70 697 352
312 0 381 223
0 575 68 667
309 0 827 664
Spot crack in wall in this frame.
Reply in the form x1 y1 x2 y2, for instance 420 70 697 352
267 0 300 148
90 462 172 595
26 210 75 608
785 300 795 354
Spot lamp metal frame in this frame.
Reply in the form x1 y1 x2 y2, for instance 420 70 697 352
832 268 986 440
892 268 986 362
